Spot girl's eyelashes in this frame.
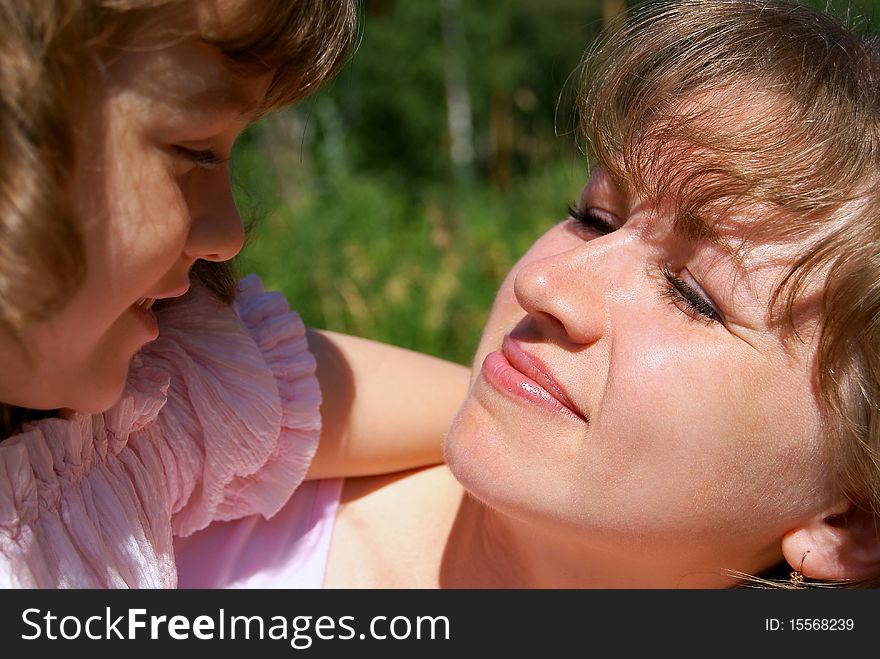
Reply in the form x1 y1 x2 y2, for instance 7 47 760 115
660 265 723 325
172 145 226 169
568 204 617 236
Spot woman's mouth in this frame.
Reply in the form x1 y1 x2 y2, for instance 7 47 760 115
480 337 587 423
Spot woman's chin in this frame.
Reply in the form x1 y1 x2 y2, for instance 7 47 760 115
443 399 526 511
444 403 488 489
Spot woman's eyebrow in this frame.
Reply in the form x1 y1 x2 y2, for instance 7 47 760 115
671 211 719 245
672 211 754 276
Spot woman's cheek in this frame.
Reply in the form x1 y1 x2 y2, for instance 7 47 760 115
598 324 732 456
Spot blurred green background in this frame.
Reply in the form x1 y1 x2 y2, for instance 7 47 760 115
232 0 880 367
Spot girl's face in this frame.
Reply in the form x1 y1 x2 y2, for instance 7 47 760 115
445 166 840 586
0 9 270 413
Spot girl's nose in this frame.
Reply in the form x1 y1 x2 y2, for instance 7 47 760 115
184 170 246 263
513 241 617 347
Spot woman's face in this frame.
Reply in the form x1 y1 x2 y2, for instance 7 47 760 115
0 5 270 414
445 166 839 585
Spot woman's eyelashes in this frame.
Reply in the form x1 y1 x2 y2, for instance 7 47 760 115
568 203 723 325
568 204 617 235
660 265 723 324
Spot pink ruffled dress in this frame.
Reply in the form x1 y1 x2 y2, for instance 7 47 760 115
0 275 340 588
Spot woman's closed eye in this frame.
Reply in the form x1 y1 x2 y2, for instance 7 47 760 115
568 204 618 236
661 265 723 325
568 203 723 325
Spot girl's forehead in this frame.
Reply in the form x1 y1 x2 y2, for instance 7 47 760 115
191 0 258 39
100 33 268 125
129 0 263 55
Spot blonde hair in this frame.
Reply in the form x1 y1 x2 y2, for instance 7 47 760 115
578 0 880 586
0 0 356 436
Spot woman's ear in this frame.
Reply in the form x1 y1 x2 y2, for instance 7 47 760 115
782 504 880 581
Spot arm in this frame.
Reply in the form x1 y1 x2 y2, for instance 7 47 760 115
304 329 470 480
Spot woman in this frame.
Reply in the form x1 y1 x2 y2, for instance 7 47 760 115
176 0 880 589
320 0 880 588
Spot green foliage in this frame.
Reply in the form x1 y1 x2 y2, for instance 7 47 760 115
233 0 602 364
232 0 880 366
307 0 603 186
236 158 587 365
809 0 880 18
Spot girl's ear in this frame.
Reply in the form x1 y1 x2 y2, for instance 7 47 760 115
782 505 880 582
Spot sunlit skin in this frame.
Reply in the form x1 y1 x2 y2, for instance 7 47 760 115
0 7 271 414
327 164 850 588
442 164 846 585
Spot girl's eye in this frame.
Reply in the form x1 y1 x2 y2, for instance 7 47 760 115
568 205 617 236
660 265 723 325
173 146 225 169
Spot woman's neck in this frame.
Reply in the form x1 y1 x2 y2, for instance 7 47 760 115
439 496 704 588
331 466 733 587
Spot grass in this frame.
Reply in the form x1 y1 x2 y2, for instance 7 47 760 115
232 136 588 366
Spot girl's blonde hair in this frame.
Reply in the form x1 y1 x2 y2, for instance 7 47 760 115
0 0 356 435
579 0 880 586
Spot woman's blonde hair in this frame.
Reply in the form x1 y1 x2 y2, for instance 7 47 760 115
579 0 880 586
0 0 356 435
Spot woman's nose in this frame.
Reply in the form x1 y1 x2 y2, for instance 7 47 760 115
184 171 246 263
513 243 612 346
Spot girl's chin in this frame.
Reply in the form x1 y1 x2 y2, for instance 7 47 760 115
63 362 132 414
64 388 125 415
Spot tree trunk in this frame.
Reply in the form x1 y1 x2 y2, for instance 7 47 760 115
489 90 513 191
440 0 475 181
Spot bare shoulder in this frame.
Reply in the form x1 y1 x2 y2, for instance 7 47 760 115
340 463 459 505
324 465 462 588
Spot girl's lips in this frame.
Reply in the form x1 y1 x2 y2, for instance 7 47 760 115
481 344 587 423
130 302 159 339
128 282 188 342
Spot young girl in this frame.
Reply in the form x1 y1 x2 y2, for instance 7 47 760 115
310 0 880 588
0 0 468 588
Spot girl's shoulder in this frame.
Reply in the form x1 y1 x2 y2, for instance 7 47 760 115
142 274 323 536
324 465 461 588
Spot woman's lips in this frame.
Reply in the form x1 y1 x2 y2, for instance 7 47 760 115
480 337 587 423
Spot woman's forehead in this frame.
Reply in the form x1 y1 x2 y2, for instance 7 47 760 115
591 83 859 234
582 164 811 250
